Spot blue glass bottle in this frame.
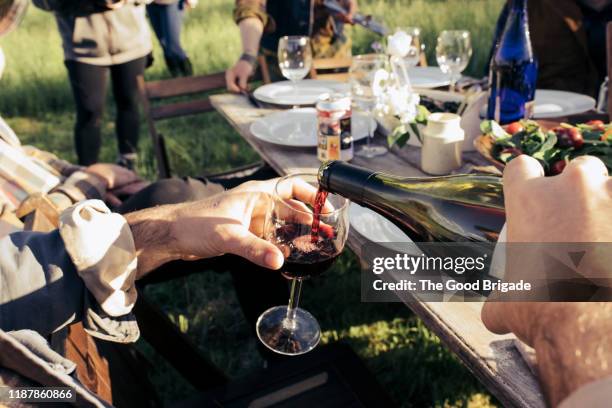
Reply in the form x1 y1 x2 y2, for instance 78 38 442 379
486 0 538 124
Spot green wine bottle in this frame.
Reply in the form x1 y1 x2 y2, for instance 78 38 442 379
318 161 505 242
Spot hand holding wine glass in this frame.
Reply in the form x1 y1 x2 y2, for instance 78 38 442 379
436 30 472 92
256 173 349 356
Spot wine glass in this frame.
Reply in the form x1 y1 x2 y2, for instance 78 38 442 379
256 173 349 356
278 35 313 102
349 54 388 158
278 36 312 139
436 30 472 92
399 27 422 68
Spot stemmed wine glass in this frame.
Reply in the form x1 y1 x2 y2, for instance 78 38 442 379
256 173 349 356
435 30 472 92
399 27 423 68
349 54 387 158
278 35 312 138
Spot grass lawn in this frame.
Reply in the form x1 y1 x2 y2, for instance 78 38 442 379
0 0 504 406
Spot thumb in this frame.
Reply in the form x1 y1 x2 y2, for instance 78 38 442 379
481 301 509 335
238 71 249 92
224 225 284 269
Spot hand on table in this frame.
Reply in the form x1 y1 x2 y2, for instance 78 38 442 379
226 59 254 93
482 155 612 407
125 177 331 278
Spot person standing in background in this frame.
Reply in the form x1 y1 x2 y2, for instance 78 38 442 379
147 0 195 77
33 0 152 170
226 0 358 92
490 0 612 98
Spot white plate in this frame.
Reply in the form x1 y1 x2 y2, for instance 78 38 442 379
250 108 376 147
349 203 419 253
253 80 349 106
481 89 597 119
532 89 596 118
408 67 451 89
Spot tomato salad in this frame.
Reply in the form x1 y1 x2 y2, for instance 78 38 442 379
480 119 612 175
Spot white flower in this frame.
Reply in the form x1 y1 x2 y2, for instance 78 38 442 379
387 85 420 123
371 68 390 97
387 31 412 58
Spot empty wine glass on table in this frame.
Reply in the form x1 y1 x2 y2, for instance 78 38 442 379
256 173 349 356
399 27 423 68
349 54 387 158
436 30 472 92
278 35 312 138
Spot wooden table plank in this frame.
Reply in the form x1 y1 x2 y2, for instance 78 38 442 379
211 93 546 408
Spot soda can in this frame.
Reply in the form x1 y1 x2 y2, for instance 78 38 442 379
316 93 353 162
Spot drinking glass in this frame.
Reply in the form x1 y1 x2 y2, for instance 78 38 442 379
436 30 472 92
256 173 349 356
349 54 388 158
399 27 422 68
278 36 312 138
277 35 313 99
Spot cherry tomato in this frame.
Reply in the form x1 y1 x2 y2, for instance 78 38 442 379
505 122 524 135
586 120 606 131
550 160 567 175
553 127 583 148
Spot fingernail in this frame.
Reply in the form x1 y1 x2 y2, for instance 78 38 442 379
265 251 284 270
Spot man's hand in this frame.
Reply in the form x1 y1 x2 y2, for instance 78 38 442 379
338 0 358 23
124 178 327 278
501 155 612 243
482 155 612 407
225 59 254 92
226 17 264 92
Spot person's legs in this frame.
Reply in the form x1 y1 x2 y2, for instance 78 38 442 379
109 56 147 167
64 60 108 165
147 2 191 76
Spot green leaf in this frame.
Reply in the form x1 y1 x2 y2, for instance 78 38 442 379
409 122 423 144
388 124 410 148
532 132 558 161
415 105 430 124
480 120 509 139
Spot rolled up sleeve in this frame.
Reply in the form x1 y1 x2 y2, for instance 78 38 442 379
59 200 138 317
0 200 139 343
234 0 273 31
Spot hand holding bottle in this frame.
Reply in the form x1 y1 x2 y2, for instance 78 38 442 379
482 154 612 407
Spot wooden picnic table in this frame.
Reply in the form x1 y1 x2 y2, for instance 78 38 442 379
210 92 546 408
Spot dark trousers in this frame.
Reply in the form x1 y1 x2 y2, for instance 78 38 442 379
147 2 188 62
65 57 147 165
117 167 287 334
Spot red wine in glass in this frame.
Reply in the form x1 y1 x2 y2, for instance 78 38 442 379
310 187 329 243
256 174 349 356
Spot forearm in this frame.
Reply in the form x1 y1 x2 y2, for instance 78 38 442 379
533 303 612 407
239 17 264 56
124 204 181 279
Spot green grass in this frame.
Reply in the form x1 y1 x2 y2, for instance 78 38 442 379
0 0 504 406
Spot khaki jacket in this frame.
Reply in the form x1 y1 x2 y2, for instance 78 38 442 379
33 0 152 66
